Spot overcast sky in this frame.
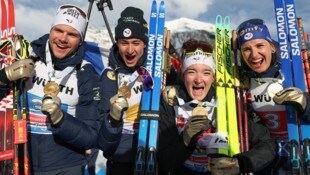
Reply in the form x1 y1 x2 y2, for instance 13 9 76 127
14 0 310 42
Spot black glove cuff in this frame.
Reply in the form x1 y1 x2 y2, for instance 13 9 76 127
183 130 203 148
233 153 254 173
179 133 196 150
0 69 10 85
108 115 122 127
51 115 65 128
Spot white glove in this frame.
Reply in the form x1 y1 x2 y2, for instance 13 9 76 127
5 59 34 81
41 94 63 126
163 85 178 106
210 155 239 175
109 94 128 125
273 87 307 115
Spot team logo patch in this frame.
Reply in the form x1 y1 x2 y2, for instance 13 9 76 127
123 28 132 37
244 32 253 41
66 18 73 23
193 57 201 61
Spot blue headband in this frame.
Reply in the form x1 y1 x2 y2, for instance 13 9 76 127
237 22 272 48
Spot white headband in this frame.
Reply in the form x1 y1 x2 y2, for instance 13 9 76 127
51 5 87 39
182 48 215 73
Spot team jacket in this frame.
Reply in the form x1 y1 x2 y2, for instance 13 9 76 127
98 44 147 163
158 85 276 174
0 34 101 172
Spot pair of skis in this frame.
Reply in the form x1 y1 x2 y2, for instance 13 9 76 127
0 36 30 175
298 17 310 175
11 34 29 175
135 0 165 174
297 18 310 93
215 15 240 156
274 0 310 174
298 20 310 174
0 0 15 174
1 0 30 174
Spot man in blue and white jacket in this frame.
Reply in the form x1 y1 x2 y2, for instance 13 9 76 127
97 6 150 175
0 5 121 174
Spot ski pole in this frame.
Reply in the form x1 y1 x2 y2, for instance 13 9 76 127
96 0 115 44
297 17 310 174
232 30 244 153
83 0 95 40
161 28 171 91
19 35 30 175
297 18 310 93
11 34 30 175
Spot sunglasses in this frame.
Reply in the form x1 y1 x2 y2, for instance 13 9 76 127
183 48 213 60
58 4 87 20
137 67 154 90
181 40 213 60
236 18 265 33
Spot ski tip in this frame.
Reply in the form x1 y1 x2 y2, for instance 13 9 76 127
159 1 165 13
150 0 158 16
160 0 165 6
151 0 157 9
224 16 230 26
216 15 223 25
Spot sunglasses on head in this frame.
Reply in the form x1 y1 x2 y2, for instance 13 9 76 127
236 18 265 33
183 48 213 60
58 4 87 20
182 43 213 62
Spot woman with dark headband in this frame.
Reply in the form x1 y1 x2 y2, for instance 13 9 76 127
236 18 310 174
0 4 119 174
157 39 276 175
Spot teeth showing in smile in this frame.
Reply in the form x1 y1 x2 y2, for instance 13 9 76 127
192 86 204 97
250 58 263 66
193 86 204 90
56 43 66 49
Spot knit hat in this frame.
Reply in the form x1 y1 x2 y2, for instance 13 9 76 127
115 7 148 44
51 4 87 40
182 48 215 74
237 19 272 48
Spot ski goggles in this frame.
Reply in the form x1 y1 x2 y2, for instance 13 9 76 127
137 67 154 90
236 18 272 48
